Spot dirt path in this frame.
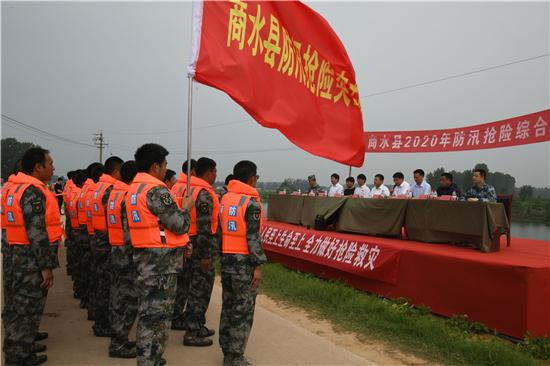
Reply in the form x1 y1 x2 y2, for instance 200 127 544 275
33 252 429 365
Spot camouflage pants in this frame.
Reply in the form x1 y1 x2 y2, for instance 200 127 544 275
109 246 138 348
135 273 177 366
87 234 97 320
183 257 215 332
92 232 111 332
219 265 258 360
2 230 12 322
74 226 91 304
65 223 76 276
3 246 47 364
172 259 192 325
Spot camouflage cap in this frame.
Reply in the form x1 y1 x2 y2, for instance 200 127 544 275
308 174 316 181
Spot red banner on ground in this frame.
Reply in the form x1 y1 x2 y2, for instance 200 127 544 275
189 0 365 167
364 109 549 153
261 222 402 284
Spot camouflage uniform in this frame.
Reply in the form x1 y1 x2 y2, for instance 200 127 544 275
2 229 11 322
307 184 323 196
87 233 97 320
465 183 497 202
219 198 267 366
183 190 217 333
132 186 191 366
64 213 75 277
109 199 138 350
92 186 114 334
3 187 56 364
75 224 91 308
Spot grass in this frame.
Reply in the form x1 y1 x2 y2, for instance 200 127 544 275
259 262 549 366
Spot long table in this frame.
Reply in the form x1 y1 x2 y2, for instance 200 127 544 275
267 195 509 252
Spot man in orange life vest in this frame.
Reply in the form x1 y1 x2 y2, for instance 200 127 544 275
126 143 194 366
174 157 219 347
3 148 61 366
66 170 86 293
219 160 266 366
107 160 139 359
170 158 196 330
90 156 124 337
62 170 76 276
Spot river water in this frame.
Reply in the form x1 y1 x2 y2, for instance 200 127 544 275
511 222 550 242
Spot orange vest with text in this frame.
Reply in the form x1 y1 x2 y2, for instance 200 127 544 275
84 182 97 235
106 180 129 246
91 174 117 232
77 179 93 226
1 174 18 229
68 186 82 229
220 180 263 255
126 173 189 248
171 175 220 237
4 173 63 244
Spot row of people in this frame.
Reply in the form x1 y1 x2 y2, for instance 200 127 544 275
308 169 497 202
1 144 265 366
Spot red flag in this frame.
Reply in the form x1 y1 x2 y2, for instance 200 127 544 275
189 0 365 167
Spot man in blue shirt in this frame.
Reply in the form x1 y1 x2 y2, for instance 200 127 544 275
411 169 431 197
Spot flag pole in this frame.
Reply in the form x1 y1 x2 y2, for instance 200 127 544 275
186 75 193 195
348 165 352 178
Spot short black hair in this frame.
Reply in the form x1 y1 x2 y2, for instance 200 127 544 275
86 162 102 179
22 147 50 174
346 176 355 183
73 170 87 188
67 170 75 180
135 143 169 173
474 168 487 179
104 156 124 175
164 169 176 182
393 172 404 179
57 177 63 181
375 174 384 181
121 160 137 184
357 174 366 181
413 169 425 177
441 172 453 182
331 173 340 181
90 164 105 183
233 160 257 183
225 174 235 186
182 159 197 174
196 157 216 177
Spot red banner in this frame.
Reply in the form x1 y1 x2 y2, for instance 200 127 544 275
189 0 365 167
261 221 402 284
364 109 549 153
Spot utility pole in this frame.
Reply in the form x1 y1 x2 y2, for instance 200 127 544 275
93 130 108 163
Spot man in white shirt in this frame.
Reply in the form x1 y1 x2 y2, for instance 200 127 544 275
328 173 344 197
392 172 411 197
370 174 390 197
411 169 432 197
353 174 370 198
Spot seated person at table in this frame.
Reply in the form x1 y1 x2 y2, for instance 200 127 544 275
328 173 344 197
344 177 356 196
465 168 497 202
411 169 432 197
391 172 411 197
370 174 390 197
437 172 463 197
353 174 371 198
307 174 323 196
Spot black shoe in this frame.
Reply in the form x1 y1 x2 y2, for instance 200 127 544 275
93 328 112 338
198 326 215 338
31 343 47 353
183 333 213 347
87 313 95 321
125 341 136 348
79 301 87 309
157 357 167 366
25 354 48 366
34 332 48 341
109 344 136 359
171 321 186 331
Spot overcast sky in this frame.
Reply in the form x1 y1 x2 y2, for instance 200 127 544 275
2 1 549 187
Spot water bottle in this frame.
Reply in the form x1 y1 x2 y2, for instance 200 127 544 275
431 190 437 199
452 191 457 200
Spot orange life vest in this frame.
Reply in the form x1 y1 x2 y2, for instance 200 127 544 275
67 186 82 229
63 179 74 206
1 174 18 229
220 180 264 255
171 175 220 237
106 180 129 246
77 179 93 226
126 173 189 248
84 182 97 235
4 173 63 244
91 174 117 232
171 173 188 203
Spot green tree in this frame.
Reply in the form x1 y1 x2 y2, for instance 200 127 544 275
519 185 534 201
1 138 40 180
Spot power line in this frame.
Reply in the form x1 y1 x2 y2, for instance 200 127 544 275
360 53 549 99
1 114 96 147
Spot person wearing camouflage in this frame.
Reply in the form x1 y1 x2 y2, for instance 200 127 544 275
108 160 138 358
179 157 220 347
219 161 267 366
3 148 59 366
128 144 194 366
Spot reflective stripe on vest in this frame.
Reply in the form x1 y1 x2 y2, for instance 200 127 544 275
68 188 81 229
106 190 125 246
126 174 189 248
91 181 114 232
220 193 252 255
